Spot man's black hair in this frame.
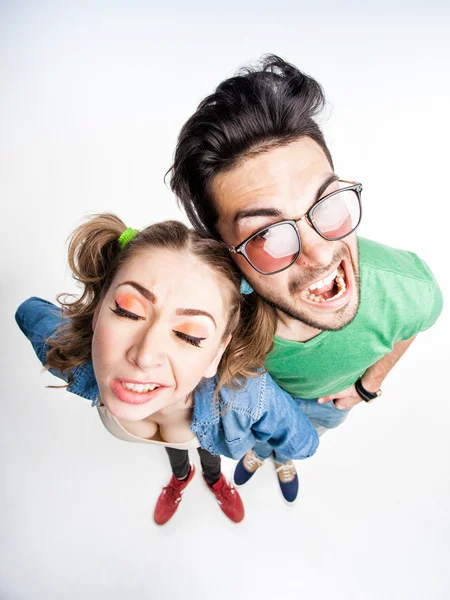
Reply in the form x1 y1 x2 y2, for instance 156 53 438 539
168 54 333 238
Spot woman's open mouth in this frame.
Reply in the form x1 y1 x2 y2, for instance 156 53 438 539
298 259 352 309
111 379 166 405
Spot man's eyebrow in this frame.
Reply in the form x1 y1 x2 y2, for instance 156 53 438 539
232 173 340 224
175 309 217 328
115 281 157 303
233 207 283 224
315 173 340 202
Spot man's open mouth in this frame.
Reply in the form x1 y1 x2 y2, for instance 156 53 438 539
299 261 347 303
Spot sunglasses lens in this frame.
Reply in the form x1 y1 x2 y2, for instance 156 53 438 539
312 189 361 239
245 222 299 274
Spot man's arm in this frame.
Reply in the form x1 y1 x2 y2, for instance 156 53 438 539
318 335 417 410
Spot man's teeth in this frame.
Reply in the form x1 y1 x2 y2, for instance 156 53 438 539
300 267 346 303
326 275 346 302
121 382 160 393
308 269 337 290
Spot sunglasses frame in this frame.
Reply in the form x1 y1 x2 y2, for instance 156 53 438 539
229 180 363 275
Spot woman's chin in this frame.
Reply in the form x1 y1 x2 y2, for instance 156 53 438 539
100 394 160 421
99 384 188 421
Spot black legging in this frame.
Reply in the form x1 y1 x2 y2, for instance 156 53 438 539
165 446 221 486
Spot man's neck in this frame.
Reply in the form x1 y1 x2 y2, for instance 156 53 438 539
275 310 323 343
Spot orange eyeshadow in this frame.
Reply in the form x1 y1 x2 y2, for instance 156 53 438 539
115 293 146 316
176 323 209 338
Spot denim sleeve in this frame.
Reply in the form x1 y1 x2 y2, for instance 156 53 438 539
15 297 68 382
251 373 319 462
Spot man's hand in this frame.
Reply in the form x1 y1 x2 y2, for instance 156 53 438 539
317 384 362 410
317 336 417 410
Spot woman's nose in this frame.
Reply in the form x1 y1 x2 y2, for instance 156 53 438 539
126 325 166 371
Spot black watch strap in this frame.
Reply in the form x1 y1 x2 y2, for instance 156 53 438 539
355 378 382 403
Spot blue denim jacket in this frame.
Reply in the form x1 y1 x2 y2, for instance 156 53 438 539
16 297 319 462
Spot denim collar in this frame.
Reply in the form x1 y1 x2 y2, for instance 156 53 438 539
191 377 223 429
67 361 100 406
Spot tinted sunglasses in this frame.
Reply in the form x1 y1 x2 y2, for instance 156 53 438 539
229 180 362 275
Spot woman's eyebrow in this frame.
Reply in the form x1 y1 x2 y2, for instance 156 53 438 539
175 309 217 328
115 281 156 303
115 282 217 327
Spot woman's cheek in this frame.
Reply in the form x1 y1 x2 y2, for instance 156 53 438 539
176 353 213 388
93 321 122 361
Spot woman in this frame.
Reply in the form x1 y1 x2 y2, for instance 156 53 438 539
16 215 319 525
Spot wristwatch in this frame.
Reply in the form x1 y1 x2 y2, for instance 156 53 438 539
355 377 382 403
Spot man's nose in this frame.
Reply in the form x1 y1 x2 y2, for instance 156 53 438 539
126 324 166 371
295 218 334 268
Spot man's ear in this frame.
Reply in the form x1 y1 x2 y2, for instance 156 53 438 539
203 334 232 379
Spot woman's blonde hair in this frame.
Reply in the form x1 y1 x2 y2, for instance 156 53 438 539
46 214 277 393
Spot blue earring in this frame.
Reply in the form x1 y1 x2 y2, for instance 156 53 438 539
240 278 254 295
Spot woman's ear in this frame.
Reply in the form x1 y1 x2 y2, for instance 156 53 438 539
92 304 101 332
203 334 232 379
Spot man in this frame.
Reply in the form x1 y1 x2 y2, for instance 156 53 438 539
169 54 443 504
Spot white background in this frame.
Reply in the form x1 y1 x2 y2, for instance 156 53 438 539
1 1 449 599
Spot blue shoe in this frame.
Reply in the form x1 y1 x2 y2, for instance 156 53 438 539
232 450 265 487
275 460 299 505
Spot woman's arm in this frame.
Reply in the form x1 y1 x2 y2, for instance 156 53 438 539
16 297 67 379
16 297 99 403
250 374 319 462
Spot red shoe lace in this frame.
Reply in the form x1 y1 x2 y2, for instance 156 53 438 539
161 483 182 506
217 481 236 501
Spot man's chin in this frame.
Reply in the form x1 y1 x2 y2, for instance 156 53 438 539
289 302 359 332
261 292 360 332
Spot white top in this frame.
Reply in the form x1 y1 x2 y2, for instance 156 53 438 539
97 405 200 450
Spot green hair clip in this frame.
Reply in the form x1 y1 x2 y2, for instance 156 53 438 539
118 227 139 248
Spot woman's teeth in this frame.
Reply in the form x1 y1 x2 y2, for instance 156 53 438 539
121 382 160 393
300 266 346 303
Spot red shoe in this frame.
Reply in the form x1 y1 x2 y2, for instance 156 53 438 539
154 465 195 526
203 472 245 523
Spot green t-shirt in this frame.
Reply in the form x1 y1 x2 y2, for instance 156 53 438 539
265 237 443 399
